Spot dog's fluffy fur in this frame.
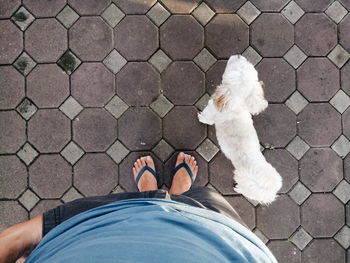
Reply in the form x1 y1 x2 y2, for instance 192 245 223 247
198 55 282 204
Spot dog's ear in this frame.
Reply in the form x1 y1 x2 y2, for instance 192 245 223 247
212 86 229 112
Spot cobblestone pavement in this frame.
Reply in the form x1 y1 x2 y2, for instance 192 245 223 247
1 0 350 262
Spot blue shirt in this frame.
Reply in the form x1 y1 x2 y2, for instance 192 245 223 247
26 199 277 263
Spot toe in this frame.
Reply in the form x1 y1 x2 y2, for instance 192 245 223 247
145 156 155 169
194 166 198 176
137 159 142 168
140 157 146 167
134 161 139 171
176 152 185 166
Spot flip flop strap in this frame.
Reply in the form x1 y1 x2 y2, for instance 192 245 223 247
173 162 194 184
135 166 159 187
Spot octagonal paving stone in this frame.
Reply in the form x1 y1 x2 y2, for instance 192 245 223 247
209 152 235 195
250 0 290 11
119 151 164 192
339 14 350 53
267 240 300 263
206 60 226 95
295 0 333 12
295 14 337 56
0 66 25 109
0 20 23 64
0 0 21 18
30 200 62 218
224 195 255 230
162 61 205 105
302 239 346 263
344 153 350 182
73 108 117 152
23 0 66 17
25 19 67 63
29 154 71 198
118 107 161 151
27 64 69 108
163 151 208 188
253 104 296 148
297 58 339 102
0 111 26 154
0 156 27 199
74 153 118 196
160 0 200 13
163 106 206 149
71 63 114 107
251 14 293 57
342 107 350 141
205 0 246 13
114 15 158 61
256 58 296 103
264 149 298 193
69 17 113 61
116 62 160 106
298 103 341 147
341 61 350 96
257 195 300 239
28 109 70 153
69 0 111 15
301 193 344 237
300 148 343 193
160 15 203 60
0 201 27 231
206 14 248 59
114 0 156 14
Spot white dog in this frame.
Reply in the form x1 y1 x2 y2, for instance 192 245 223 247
198 55 282 204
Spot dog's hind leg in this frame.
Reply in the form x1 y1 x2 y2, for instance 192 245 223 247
198 99 216 125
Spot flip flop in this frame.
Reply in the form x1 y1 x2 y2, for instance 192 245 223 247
173 161 195 185
135 165 159 190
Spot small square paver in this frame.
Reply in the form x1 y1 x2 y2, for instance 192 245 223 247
196 138 219 162
103 49 127 74
17 143 39 165
253 228 269 244
281 1 305 24
325 1 348 24
57 50 81 75
327 45 350 68
56 5 80 28
16 98 37 120
333 180 350 203
288 181 311 205
105 95 129 119
286 136 310 160
11 6 35 31
146 2 170 26
152 139 174 162
237 1 261 25
334 225 350 249
107 140 130 164
285 91 308 114
149 50 172 73
150 94 174 118
18 189 40 211
192 2 215 26
195 93 210 111
61 187 83 203
101 4 125 28
290 227 313 250
283 45 307 69
330 90 350 113
111 185 126 194
13 52 37 76
331 135 350 158
59 96 83 120
242 46 262 66
61 141 84 165
193 48 217 72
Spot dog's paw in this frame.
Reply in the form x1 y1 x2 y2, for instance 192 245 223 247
198 112 214 125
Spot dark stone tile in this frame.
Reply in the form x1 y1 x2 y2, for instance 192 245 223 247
69 17 113 61
297 58 339 102
160 15 203 60
74 153 118 196
298 104 341 147
339 0 350 9
295 14 336 56
28 109 70 153
0 111 26 154
163 106 206 149
69 0 111 15
339 14 350 53
257 195 300 239
27 64 69 108
253 104 296 148
341 61 350 96
209 152 235 195
251 14 293 57
206 14 248 59
30 200 62 219
344 153 350 183
116 62 160 106
224 195 255 230
206 60 227 95
295 0 333 11
205 0 246 12
302 193 344 237
250 0 290 11
0 156 27 199
256 58 295 103
302 239 345 263
347 202 350 225
114 15 158 60
23 0 66 17
119 151 164 192
25 19 67 63
342 107 350 142
0 0 21 18
267 240 301 263
29 154 71 198
300 148 343 192
118 107 161 151
208 125 218 145
73 108 117 152
162 61 205 105
114 0 156 14
264 149 298 193
0 66 25 109
160 0 200 13
0 201 27 231
71 63 114 107
163 151 208 188
0 20 23 64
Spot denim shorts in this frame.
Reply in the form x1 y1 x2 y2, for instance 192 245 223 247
43 186 247 236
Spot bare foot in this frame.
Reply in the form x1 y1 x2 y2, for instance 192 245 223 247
133 156 158 192
169 152 198 195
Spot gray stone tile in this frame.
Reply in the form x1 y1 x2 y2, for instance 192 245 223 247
11 6 35 31
0 111 26 154
286 136 310 160
237 1 261 25
0 20 23 64
61 141 84 165
16 98 37 120
13 52 37 76
193 48 217 72
333 180 350 203
328 45 350 68
285 91 308 114
290 228 313 250
17 143 39 165
0 201 27 231
59 96 83 120
61 187 83 203
281 1 305 24
149 50 172 73
0 0 21 19
288 181 311 205
152 139 174 162
150 94 174 118
242 46 262 66
325 1 348 24
334 225 350 249
192 2 215 26
331 135 350 158
101 3 125 28
0 66 24 110
103 49 127 74
111 185 126 194
195 93 210 111
56 5 80 28
107 140 130 164
146 2 170 26
283 45 307 69
253 228 269 244
57 50 81 75
105 95 129 119
330 90 350 113
196 138 219 162
18 189 40 211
